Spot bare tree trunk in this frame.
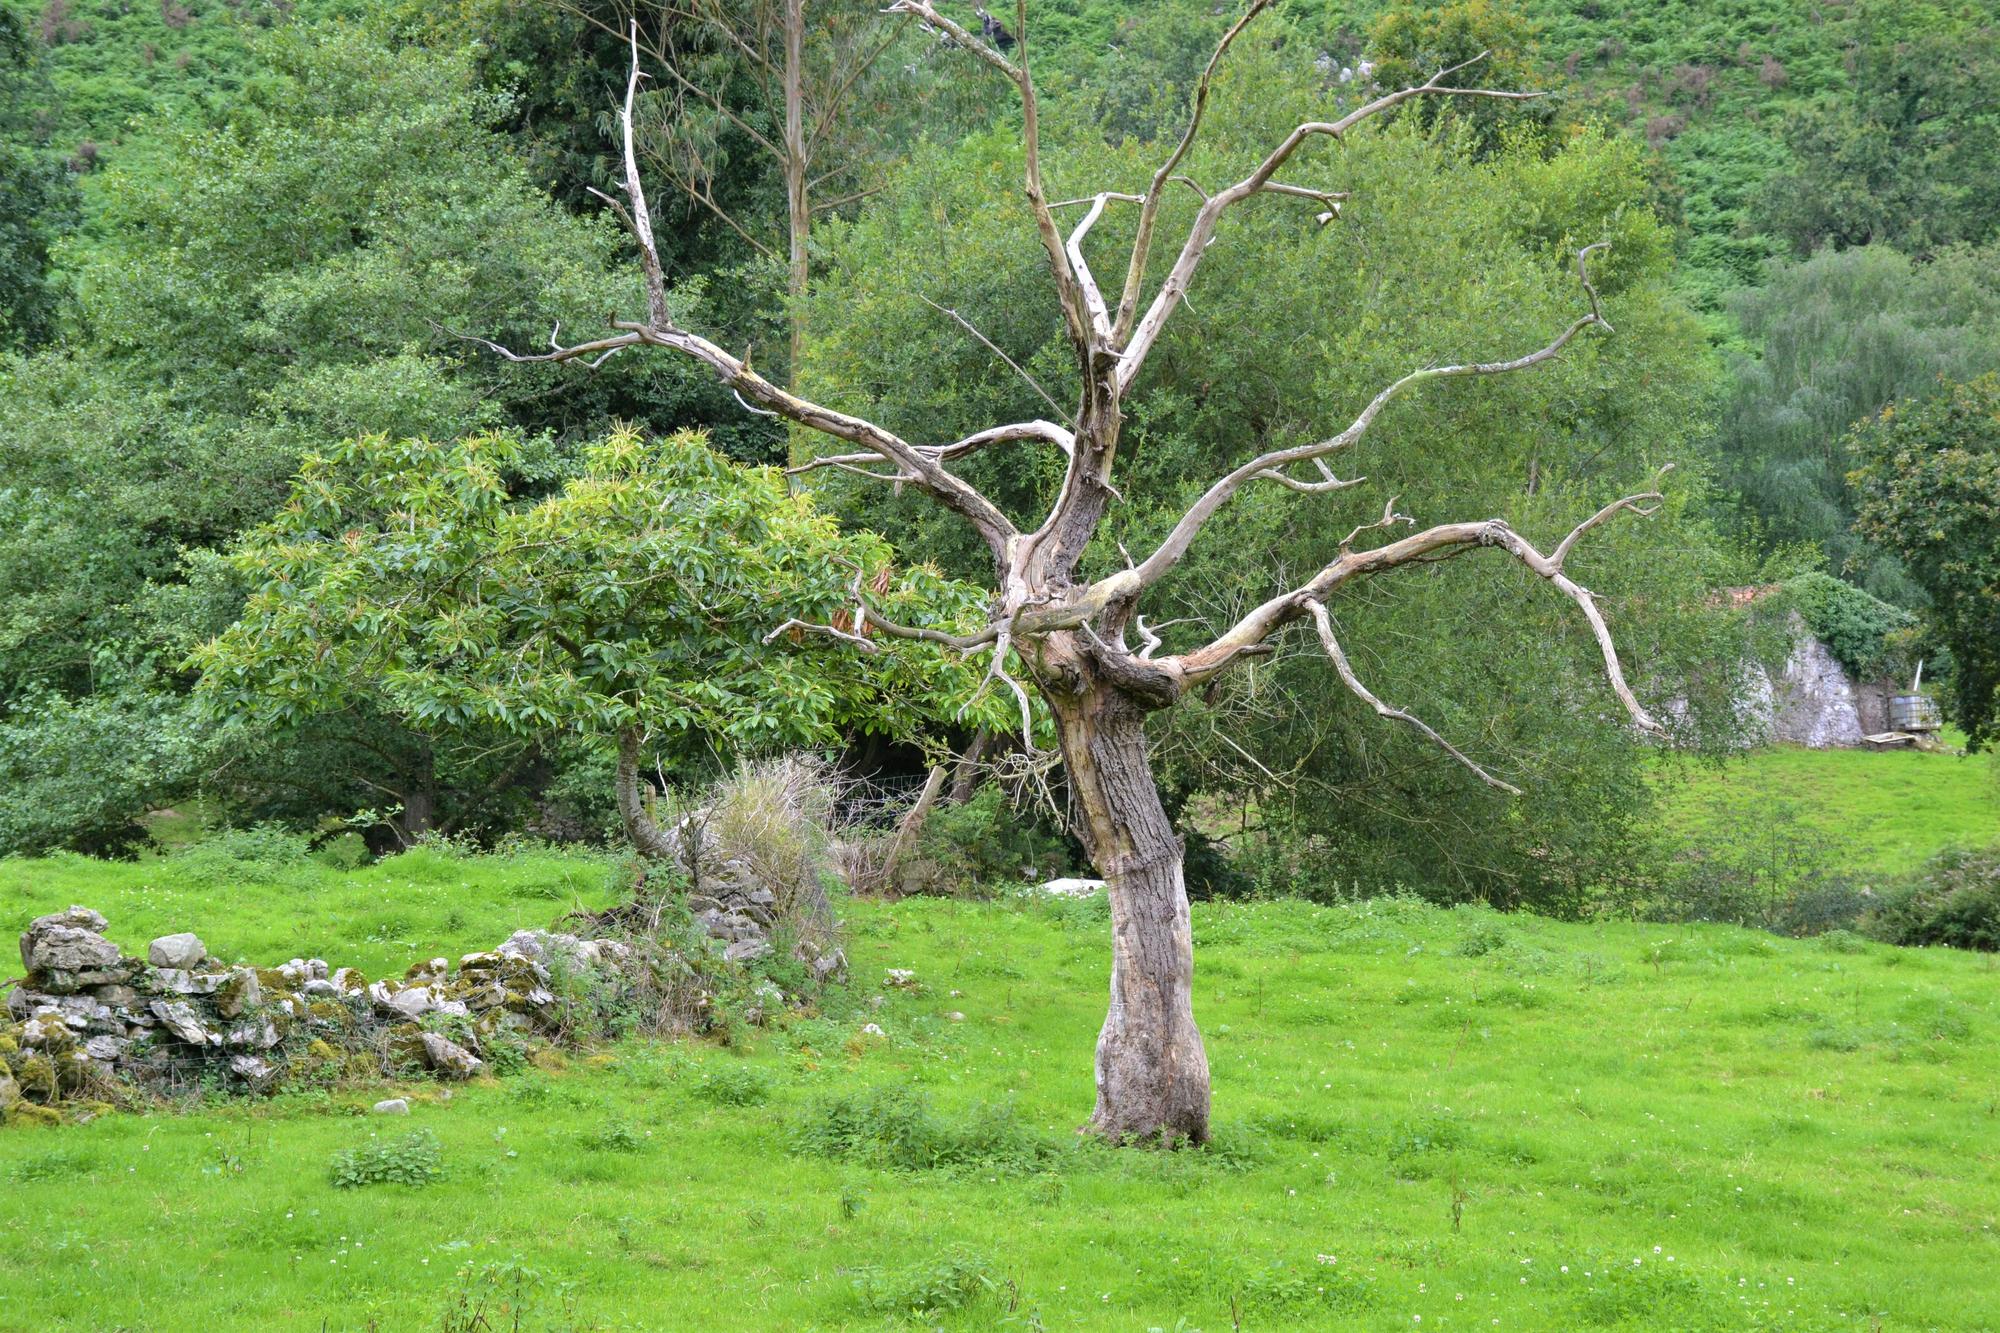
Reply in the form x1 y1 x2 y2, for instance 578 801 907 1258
782 0 810 462
873 762 946 896
948 728 990 804
615 728 679 862
1052 683 1210 1145
390 743 438 847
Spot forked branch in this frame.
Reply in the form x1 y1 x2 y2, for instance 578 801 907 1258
1173 476 1673 745
1303 598 1522 794
1133 244 1614 591
1117 52 1547 390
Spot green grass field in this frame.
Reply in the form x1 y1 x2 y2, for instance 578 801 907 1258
1656 744 1999 879
4 871 1998 1330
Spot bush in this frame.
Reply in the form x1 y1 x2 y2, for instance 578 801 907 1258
1780 573 1917 681
898 786 1077 897
788 1086 1061 1173
850 1247 998 1316
328 1129 444 1188
692 1063 771 1107
1866 846 2000 951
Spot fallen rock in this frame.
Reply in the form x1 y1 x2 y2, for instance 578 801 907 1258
225 1019 281 1050
1037 876 1106 898
369 981 435 1020
723 939 772 964
147 933 207 969
419 1032 483 1079
213 968 263 1019
884 968 918 989
372 1097 410 1115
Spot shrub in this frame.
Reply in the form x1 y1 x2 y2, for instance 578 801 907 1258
328 1129 443 1188
789 1086 1060 1173
1779 572 1917 681
1866 846 2000 951
692 1063 771 1107
898 786 1077 897
850 1246 998 1316
579 1119 646 1153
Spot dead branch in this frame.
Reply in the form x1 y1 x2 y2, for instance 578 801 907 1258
1112 0 1276 341
1302 599 1522 794
884 0 1090 347
1116 52 1547 392
1132 244 1612 591
1174 477 1672 742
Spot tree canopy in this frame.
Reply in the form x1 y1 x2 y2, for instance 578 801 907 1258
1850 376 2000 748
195 427 998 759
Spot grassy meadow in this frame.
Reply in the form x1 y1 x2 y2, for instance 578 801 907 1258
4 861 1999 1330
1656 744 1999 878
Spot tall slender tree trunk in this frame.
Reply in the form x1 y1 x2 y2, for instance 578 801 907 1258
1051 680 1211 1145
782 0 810 470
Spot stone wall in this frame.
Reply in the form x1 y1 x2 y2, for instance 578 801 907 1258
2 899 833 1126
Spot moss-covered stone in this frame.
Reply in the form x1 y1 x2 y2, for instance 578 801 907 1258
2 1100 61 1128
215 968 266 1020
15 1053 57 1098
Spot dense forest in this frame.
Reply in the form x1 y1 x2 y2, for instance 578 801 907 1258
2 0 1994 903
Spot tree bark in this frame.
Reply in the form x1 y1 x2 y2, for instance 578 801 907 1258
783 0 810 456
1051 679 1210 1145
615 728 680 863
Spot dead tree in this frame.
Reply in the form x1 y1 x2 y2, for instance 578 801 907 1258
478 1 1669 1145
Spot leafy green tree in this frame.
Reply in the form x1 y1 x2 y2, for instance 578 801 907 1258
194 428 1000 852
1755 21 2000 258
1713 244 2000 602
1850 376 2000 748
0 23 763 852
1367 0 1550 153
0 8 77 350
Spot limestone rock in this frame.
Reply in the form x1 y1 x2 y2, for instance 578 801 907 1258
21 907 122 977
723 939 772 963
0 1068 18 1109
213 968 263 1020
225 1019 281 1050
883 968 918 989
147 932 207 969
369 981 435 1020
149 999 217 1047
373 1097 410 1115
419 1033 483 1079
230 1055 277 1090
